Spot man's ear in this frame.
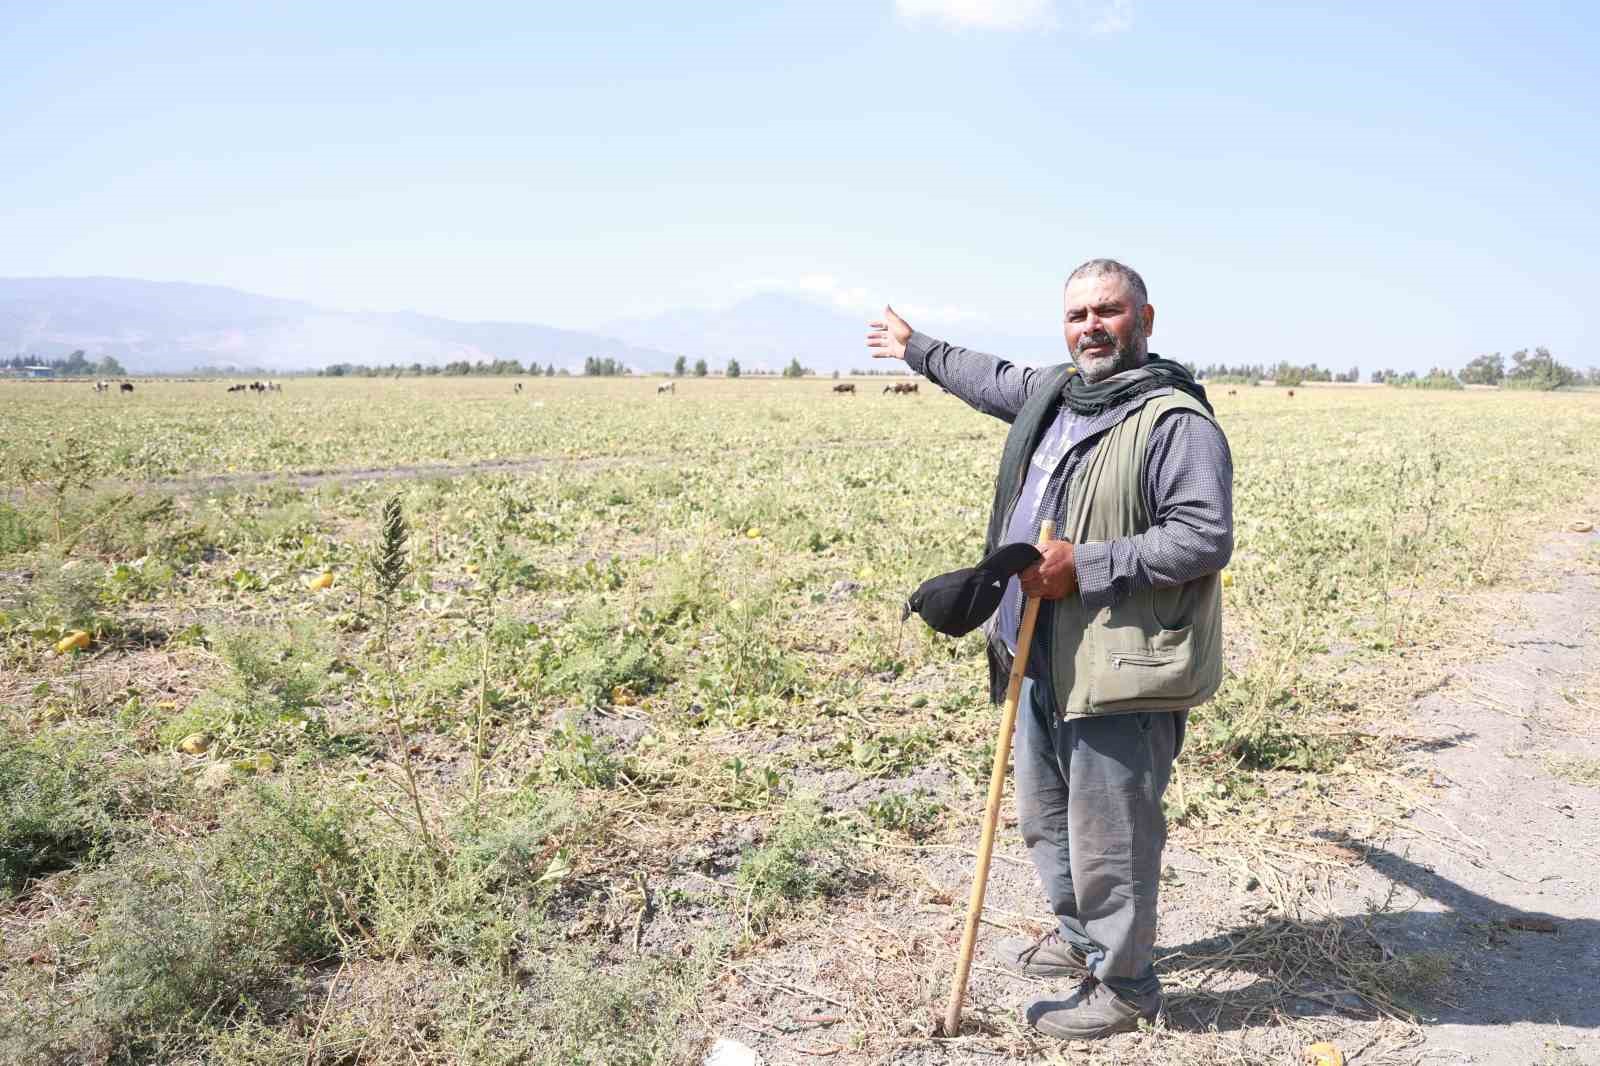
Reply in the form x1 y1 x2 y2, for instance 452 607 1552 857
1141 303 1156 338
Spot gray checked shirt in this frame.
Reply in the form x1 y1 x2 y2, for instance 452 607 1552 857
904 331 1234 653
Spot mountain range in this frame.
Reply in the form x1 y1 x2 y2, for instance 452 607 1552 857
0 276 1063 375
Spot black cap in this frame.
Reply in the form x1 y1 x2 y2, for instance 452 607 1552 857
902 542 1043 637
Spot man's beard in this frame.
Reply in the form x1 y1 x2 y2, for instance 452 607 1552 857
1073 330 1148 384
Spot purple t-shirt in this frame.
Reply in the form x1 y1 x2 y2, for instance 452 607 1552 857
996 405 1085 653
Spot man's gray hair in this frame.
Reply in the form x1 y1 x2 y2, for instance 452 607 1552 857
1065 259 1148 308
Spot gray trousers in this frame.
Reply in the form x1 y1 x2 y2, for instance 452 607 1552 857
1013 676 1184 999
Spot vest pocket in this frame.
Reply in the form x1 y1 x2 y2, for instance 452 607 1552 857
1095 625 1199 706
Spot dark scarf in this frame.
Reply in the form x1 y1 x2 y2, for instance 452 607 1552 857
1061 353 1213 416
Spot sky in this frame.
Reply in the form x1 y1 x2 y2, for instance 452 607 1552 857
3 0 1596 373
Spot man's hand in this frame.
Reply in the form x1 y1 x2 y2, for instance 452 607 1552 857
1019 541 1078 601
866 305 913 361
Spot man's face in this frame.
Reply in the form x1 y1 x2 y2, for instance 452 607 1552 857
1063 274 1155 384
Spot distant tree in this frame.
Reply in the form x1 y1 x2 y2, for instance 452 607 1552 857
1505 347 1578 391
1391 367 1462 389
693 358 708 378
1587 366 1600 386
832 369 840 379
584 356 627 376
782 357 808 378
726 358 742 379
1459 352 1505 386
673 355 687 377
93 354 126 376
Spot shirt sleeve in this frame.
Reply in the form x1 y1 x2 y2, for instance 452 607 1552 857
903 330 1041 423
1074 410 1234 611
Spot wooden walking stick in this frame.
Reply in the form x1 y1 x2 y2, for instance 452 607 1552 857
941 520 1055 1038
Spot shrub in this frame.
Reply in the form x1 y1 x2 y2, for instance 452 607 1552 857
86 784 360 1031
0 736 116 895
5 555 106 633
365 787 586 962
735 799 854 928
540 604 668 705
524 948 710 1065
0 500 41 557
159 622 334 754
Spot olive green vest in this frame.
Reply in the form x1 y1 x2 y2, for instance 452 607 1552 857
985 375 1223 719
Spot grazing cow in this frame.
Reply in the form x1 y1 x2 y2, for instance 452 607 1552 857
884 382 920 395
119 382 134 393
1227 388 1238 397
514 382 523 394
227 384 246 393
832 383 856 394
657 381 675 394
1286 389 1295 398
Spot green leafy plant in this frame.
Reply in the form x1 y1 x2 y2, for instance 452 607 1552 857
864 790 944 839
541 722 627 789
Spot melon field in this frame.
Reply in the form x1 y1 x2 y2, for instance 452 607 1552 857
3 377 1598 1065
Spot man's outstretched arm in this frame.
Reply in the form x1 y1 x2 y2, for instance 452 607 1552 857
866 306 1041 423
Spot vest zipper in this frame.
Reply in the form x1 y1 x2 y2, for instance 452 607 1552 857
1110 651 1177 669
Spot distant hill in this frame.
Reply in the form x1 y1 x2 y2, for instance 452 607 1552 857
0 276 1066 375
0 277 677 375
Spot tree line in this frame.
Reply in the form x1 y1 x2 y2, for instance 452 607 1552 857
1198 347 1595 390
3 350 127 376
1198 362 1361 386
321 359 566 377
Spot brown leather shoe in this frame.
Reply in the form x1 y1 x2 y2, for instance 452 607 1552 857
996 930 1090 980
1024 977 1160 1040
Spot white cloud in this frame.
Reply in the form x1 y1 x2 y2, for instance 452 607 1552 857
894 0 1057 31
893 0 1132 33
1080 0 1132 34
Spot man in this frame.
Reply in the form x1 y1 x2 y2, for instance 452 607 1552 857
866 259 1233 1040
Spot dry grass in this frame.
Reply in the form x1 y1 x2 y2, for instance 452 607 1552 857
3 380 1599 1063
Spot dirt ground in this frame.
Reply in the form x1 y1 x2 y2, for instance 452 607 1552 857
694 524 1600 1065
1377 529 1600 1065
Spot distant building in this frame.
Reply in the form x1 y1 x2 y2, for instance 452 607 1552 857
1 365 56 378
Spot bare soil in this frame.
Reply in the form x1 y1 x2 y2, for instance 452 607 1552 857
1369 528 1600 1065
